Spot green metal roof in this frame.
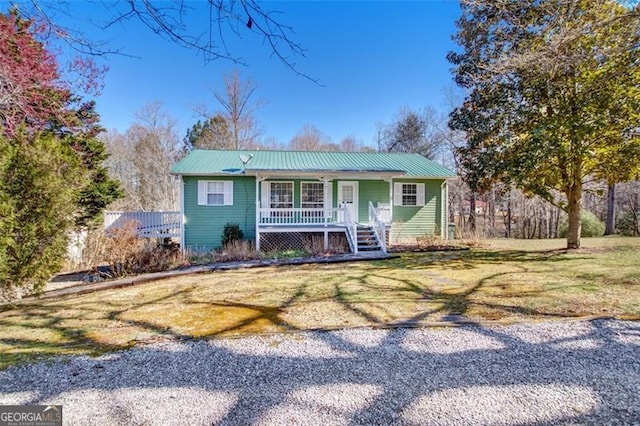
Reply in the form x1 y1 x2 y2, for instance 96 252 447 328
171 149 456 178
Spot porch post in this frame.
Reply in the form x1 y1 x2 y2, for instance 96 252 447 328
255 175 261 251
323 177 329 227
388 178 393 222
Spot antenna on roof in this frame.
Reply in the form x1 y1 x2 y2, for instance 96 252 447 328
239 153 254 169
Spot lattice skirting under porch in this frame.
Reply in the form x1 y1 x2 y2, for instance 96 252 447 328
260 231 350 255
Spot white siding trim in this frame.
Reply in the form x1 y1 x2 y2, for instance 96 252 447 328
197 180 207 205
393 183 403 206
223 181 234 205
417 183 425 206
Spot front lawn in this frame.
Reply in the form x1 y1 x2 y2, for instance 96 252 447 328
1 237 638 369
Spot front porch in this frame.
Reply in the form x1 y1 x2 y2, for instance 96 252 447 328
256 204 390 254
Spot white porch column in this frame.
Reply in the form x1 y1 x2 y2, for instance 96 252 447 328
387 178 393 222
322 177 330 251
322 177 329 227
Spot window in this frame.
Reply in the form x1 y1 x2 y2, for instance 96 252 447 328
393 182 425 206
301 182 324 209
207 181 225 205
197 180 233 206
402 184 417 206
301 182 324 220
270 182 293 209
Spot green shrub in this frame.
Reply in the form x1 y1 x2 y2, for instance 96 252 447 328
221 223 244 247
558 210 605 238
616 212 639 236
0 135 81 301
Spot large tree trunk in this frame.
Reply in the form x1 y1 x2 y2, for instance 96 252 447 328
604 183 616 235
566 184 582 249
489 187 496 237
506 192 512 238
468 193 476 232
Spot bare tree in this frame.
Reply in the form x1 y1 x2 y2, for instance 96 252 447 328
339 136 365 152
102 102 182 211
213 70 263 149
10 1 315 81
381 106 444 160
289 124 332 151
101 129 140 210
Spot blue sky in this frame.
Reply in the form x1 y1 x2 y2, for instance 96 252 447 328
41 1 462 148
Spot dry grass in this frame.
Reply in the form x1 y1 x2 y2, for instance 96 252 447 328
1 236 639 369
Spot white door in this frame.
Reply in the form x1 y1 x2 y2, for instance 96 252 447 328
338 181 359 223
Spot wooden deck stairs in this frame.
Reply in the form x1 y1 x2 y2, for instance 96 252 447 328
356 225 384 253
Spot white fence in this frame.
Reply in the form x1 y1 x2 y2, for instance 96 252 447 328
104 211 181 239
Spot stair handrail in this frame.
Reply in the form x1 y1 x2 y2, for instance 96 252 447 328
368 201 387 253
342 204 358 254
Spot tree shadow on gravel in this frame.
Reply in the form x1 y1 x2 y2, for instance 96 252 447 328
0 318 638 425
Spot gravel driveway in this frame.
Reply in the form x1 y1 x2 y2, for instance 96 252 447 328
1 319 639 425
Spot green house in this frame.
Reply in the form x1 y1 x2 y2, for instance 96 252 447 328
170 149 456 253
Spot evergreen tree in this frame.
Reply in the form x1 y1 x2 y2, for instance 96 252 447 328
184 114 233 150
0 133 81 297
0 11 122 298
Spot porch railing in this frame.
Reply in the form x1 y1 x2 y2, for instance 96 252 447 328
368 201 387 253
104 211 181 239
376 203 392 224
342 206 358 254
258 207 345 226
257 206 358 254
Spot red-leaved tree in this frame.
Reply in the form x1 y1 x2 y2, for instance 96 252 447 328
0 9 72 135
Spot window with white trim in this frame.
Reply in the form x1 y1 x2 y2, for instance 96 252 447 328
269 182 293 209
197 180 233 206
402 183 418 206
301 182 324 220
393 182 425 206
301 182 324 209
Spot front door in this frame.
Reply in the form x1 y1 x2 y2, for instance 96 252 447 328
338 181 359 223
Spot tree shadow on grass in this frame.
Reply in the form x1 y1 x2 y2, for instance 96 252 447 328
0 240 620 373
381 248 593 272
1 251 639 423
